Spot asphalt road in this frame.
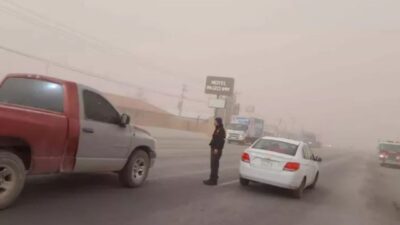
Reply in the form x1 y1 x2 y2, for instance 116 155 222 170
1 129 399 225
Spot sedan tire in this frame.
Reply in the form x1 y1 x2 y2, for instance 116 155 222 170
308 172 319 189
239 177 250 186
292 178 306 199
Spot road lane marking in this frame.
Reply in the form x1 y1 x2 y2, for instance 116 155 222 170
149 166 238 181
150 154 352 183
218 179 238 187
320 155 354 168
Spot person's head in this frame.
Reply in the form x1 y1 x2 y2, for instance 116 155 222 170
215 117 223 127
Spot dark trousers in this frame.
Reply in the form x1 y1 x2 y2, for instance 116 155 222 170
210 148 223 181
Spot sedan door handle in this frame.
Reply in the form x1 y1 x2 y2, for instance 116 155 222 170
82 127 94 134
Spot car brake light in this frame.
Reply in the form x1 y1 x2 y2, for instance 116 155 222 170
283 162 300 171
241 152 250 163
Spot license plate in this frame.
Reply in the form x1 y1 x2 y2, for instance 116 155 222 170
254 159 275 168
262 160 273 167
253 158 276 169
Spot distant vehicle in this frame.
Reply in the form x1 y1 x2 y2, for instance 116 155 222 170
0 74 157 209
239 137 322 198
226 116 264 144
300 131 321 148
378 141 400 167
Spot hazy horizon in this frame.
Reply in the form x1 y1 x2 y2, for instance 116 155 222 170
1 0 400 148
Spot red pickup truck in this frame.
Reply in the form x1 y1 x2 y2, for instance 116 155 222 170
0 74 157 209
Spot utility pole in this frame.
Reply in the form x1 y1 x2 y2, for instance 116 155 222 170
178 84 187 116
224 92 238 123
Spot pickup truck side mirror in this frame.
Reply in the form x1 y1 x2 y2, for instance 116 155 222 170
120 113 131 127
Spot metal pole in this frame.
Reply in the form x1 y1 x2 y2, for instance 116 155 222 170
178 84 187 116
214 94 219 118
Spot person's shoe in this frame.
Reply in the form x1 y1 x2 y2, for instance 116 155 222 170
203 179 217 186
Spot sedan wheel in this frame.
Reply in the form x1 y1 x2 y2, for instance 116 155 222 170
239 177 250 186
308 172 319 189
292 178 306 199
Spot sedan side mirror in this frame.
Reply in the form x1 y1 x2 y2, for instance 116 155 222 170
120 113 131 127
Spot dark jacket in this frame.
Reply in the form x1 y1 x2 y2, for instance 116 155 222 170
209 126 226 150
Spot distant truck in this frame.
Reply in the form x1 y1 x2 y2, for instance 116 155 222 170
0 74 157 209
226 116 264 144
300 131 321 148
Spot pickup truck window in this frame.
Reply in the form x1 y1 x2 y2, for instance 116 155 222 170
0 77 64 113
83 90 120 124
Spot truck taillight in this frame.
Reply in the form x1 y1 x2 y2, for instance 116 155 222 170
241 152 250 163
283 162 300 171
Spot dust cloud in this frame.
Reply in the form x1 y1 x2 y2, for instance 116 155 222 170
1 0 400 149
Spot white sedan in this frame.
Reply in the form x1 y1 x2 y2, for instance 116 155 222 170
239 137 321 198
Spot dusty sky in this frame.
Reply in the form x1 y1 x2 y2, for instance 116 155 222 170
0 0 400 147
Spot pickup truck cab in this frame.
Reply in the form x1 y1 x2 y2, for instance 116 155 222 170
0 74 156 209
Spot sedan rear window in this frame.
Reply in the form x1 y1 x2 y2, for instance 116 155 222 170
0 77 64 113
252 139 299 156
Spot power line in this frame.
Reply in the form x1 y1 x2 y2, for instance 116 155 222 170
0 44 207 103
0 0 204 87
0 1 207 101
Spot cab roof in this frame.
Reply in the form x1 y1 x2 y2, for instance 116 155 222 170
5 73 72 85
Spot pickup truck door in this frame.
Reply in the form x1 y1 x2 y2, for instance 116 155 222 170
74 89 132 172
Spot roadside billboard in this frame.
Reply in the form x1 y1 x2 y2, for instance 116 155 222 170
205 76 235 96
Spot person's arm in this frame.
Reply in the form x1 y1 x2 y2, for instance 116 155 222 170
213 129 225 153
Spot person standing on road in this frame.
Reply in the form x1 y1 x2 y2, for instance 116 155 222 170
203 117 226 186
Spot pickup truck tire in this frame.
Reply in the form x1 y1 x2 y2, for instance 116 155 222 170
119 150 150 188
0 151 26 210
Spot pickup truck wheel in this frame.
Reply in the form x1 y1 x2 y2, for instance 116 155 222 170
119 150 150 188
0 151 26 210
